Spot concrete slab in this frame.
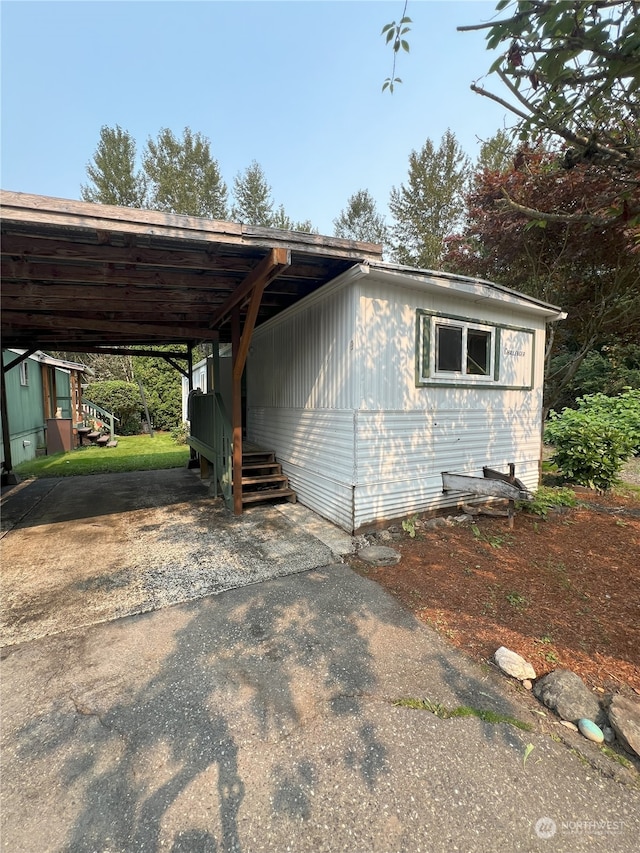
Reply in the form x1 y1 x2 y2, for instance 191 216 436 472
1 566 638 853
0 469 337 647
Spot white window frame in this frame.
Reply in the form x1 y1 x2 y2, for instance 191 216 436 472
19 360 29 386
418 313 497 385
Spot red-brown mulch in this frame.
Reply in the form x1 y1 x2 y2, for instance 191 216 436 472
350 488 640 694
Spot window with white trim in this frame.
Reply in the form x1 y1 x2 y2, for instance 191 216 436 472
19 360 29 386
418 313 497 384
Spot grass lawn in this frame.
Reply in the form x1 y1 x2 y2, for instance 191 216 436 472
15 433 190 478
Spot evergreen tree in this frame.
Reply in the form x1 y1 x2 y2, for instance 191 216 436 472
475 129 514 175
231 160 274 226
333 189 388 245
142 127 228 218
389 130 470 269
81 125 146 207
270 204 317 233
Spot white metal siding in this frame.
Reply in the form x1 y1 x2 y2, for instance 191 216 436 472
249 285 357 411
247 270 549 533
247 280 359 530
247 407 355 531
353 407 541 530
351 276 546 529
356 278 546 411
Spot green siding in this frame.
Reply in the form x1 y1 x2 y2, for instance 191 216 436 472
2 353 80 467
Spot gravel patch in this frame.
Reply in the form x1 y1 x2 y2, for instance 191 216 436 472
0 470 337 647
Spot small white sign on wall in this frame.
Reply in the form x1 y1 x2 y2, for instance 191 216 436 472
500 328 534 387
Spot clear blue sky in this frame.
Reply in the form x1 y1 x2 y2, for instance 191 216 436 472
1 0 508 236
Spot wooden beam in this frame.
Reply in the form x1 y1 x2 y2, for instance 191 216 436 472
2 347 38 373
161 354 189 379
55 346 191 359
3 312 220 340
231 308 243 516
233 275 267 382
1 259 245 291
209 247 291 329
1 235 353 282
1 360 15 480
1 191 383 261
1 235 254 271
0 281 233 308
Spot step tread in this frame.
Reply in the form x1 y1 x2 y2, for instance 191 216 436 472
241 462 281 471
241 488 296 504
241 474 288 486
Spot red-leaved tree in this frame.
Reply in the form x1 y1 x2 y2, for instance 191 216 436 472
444 146 640 416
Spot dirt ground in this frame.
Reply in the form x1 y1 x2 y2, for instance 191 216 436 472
350 481 640 696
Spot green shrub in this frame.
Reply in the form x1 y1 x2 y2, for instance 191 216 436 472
521 486 577 517
83 380 143 436
170 422 189 445
573 389 640 454
545 406 634 492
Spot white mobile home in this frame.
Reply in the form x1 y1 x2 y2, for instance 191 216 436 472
246 262 563 533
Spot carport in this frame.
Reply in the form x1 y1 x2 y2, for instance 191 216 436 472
1 191 381 511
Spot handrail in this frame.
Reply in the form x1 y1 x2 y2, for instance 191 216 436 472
188 392 233 510
81 399 119 439
213 392 233 509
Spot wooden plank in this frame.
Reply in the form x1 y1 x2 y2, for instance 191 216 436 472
0 281 235 307
1 259 242 290
66 346 189 359
1 191 382 260
3 312 220 340
1 191 243 241
442 472 532 501
231 308 243 516
2 302 225 326
0 280 321 311
1 235 258 271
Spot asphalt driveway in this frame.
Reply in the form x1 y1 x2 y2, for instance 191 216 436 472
1 470 638 852
0 469 347 647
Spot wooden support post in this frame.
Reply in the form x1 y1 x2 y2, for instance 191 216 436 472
232 308 243 516
200 455 211 479
1 360 18 485
226 249 291 516
187 343 198 466
508 463 516 530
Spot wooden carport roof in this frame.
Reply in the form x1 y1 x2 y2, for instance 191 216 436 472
1 191 382 495
0 191 382 351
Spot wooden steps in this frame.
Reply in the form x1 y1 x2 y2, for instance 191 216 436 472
239 449 296 507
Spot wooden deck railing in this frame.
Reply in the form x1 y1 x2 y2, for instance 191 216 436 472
81 399 119 439
188 392 233 509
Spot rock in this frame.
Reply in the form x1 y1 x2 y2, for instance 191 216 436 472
452 514 473 524
422 517 448 531
374 530 394 543
578 718 604 743
522 679 533 691
607 694 640 758
559 720 579 732
494 646 536 681
357 546 401 567
603 726 616 745
533 669 606 726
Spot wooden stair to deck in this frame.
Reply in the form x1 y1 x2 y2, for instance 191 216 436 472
240 449 296 506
